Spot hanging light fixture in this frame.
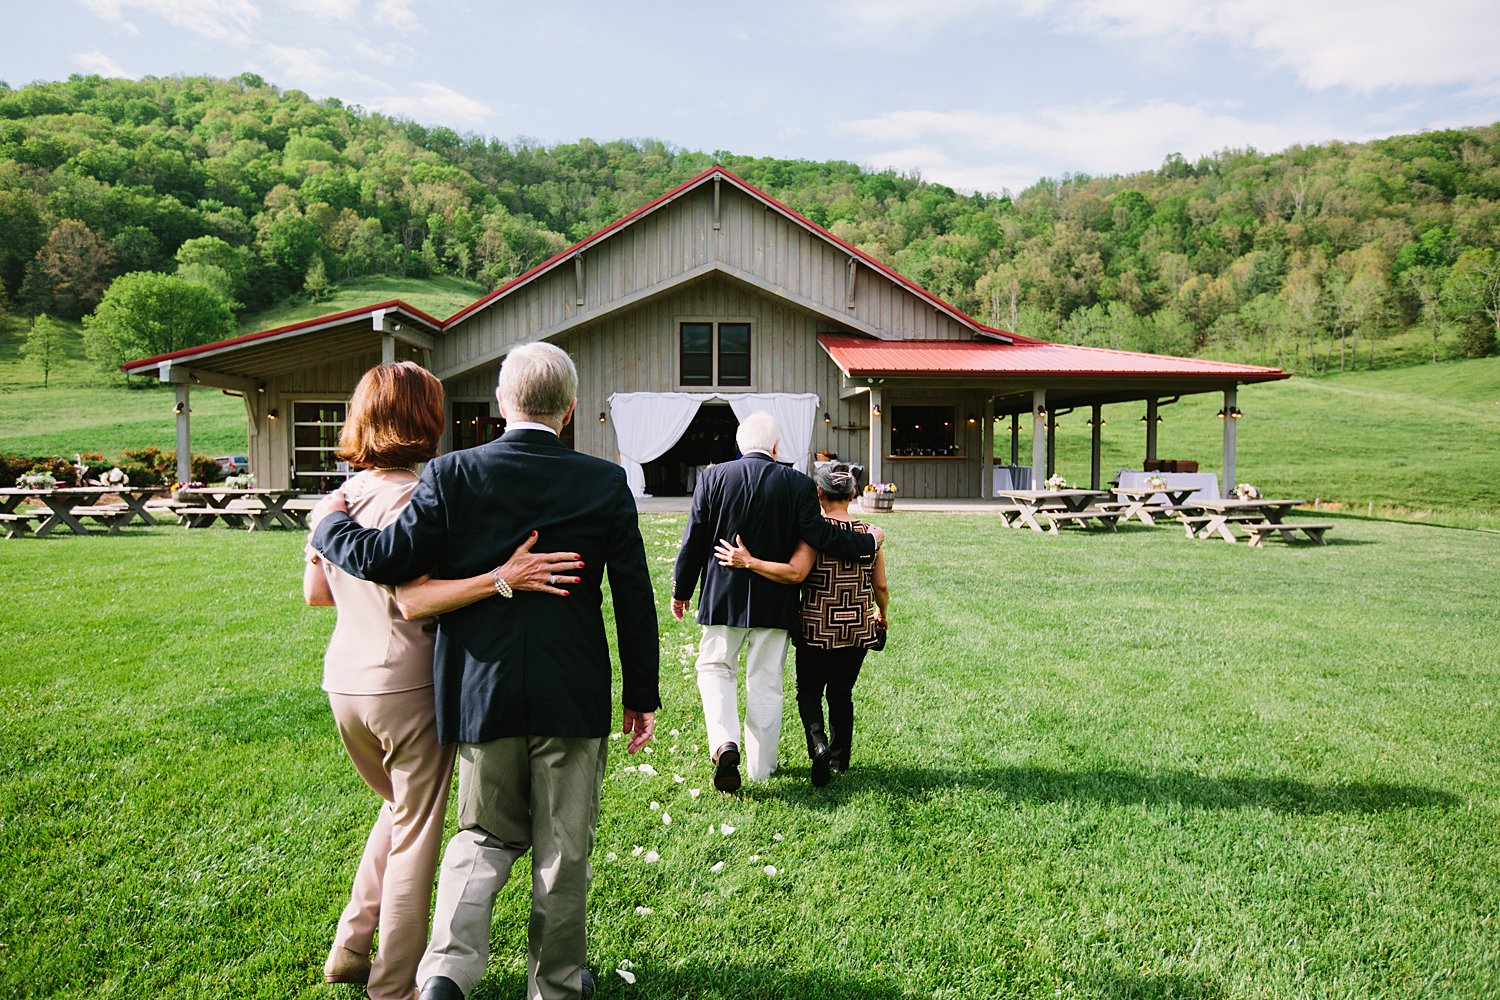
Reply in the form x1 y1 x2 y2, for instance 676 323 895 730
599 411 607 424
267 409 279 421
1230 407 1243 419
872 403 881 417
967 413 977 425
823 412 832 425
1217 408 1227 419
173 401 184 415
1035 405 1047 418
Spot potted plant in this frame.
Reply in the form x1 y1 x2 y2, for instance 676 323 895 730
1044 474 1068 491
863 481 897 511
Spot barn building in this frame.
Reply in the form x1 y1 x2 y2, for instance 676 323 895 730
123 166 1288 497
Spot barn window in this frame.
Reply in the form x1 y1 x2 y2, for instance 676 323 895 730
291 401 350 491
679 321 752 387
890 404 958 456
451 401 503 451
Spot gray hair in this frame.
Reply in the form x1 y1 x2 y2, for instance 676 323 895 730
497 342 577 420
814 462 859 502
735 411 780 454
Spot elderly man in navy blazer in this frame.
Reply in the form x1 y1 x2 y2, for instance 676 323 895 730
311 342 658 1000
671 411 880 791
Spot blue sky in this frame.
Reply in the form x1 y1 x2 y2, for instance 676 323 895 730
7 0 1500 195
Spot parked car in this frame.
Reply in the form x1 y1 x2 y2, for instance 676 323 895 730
213 455 250 474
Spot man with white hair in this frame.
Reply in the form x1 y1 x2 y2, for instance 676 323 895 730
312 341 659 1000
671 410 881 791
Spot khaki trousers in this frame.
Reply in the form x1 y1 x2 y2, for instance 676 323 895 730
695 625 791 781
417 735 608 1000
328 688 456 1000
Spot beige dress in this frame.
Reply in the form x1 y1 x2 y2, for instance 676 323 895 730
307 469 455 1000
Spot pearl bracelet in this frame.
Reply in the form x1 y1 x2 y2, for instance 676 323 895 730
491 567 514 598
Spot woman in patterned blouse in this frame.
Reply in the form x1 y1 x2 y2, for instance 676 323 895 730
714 463 889 786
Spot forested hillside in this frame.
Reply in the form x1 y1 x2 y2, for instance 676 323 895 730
2 73 1498 378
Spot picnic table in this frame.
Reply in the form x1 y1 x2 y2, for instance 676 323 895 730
1109 485 1202 526
994 488 1120 533
174 488 309 531
1178 498 1330 545
0 486 171 537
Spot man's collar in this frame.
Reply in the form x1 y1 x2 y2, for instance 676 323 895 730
743 448 775 459
506 420 558 436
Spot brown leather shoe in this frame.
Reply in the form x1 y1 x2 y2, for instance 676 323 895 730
324 945 371 984
713 741 741 793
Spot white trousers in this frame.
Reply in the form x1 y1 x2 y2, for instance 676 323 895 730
694 625 791 781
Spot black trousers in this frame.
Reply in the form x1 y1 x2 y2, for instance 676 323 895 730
794 644 867 767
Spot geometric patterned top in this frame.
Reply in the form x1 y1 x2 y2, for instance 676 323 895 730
797 517 879 650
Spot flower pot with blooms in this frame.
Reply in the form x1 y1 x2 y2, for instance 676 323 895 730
224 473 256 490
1145 475 1167 491
1044 474 1068 491
17 472 60 490
863 482 897 511
1232 483 1260 500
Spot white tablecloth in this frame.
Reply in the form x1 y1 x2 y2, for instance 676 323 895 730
1115 469 1220 501
992 465 1034 494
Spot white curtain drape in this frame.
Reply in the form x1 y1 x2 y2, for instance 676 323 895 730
723 392 820 473
607 392 706 497
607 391 821 496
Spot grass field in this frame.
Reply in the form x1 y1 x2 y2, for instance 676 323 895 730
1 513 1497 998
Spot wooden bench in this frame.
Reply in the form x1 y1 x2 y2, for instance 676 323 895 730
1178 512 1264 541
1243 522 1334 547
175 506 251 529
67 504 135 533
0 511 43 538
1039 507 1123 534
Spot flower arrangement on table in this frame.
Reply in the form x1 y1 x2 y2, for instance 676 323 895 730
16 471 60 490
100 466 129 488
1145 475 1167 491
1232 482 1260 500
224 473 256 489
863 482 897 495
171 480 207 493
1044 474 1068 490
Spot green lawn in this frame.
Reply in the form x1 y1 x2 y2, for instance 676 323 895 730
1 513 1496 998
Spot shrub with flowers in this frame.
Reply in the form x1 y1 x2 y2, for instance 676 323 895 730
1232 483 1261 500
1044 474 1068 490
863 482 897 495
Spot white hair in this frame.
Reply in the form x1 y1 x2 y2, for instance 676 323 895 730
735 411 780 454
497 342 577 419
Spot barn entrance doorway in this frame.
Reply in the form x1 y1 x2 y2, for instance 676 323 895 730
641 404 739 496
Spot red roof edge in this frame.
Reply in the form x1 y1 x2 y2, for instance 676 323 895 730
121 299 442 372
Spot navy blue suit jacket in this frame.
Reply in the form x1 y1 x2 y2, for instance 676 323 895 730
311 428 660 745
671 452 876 630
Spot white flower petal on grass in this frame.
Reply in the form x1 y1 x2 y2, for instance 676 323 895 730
643 746 654 754
622 765 637 773
637 763 659 776
764 865 778 876
673 774 685 783
720 823 736 836
650 801 660 811
669 728 680 736
750 854 760 862
709 860 725 873
617 968 637 984
631 845 644 857
669 745 679 753
688 788 701 798
662 812 671 825
634 905 653 916
643 850 660 863
606 852 618 861
773 833 784 841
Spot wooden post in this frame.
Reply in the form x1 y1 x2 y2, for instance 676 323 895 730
1145 397 1159 465
381 333 396 365
1010 413 1019 465
175 384 191 484
1030 388 1046 488
867 387 883 488
1046 408 1057 478
1222 386 1238 494
981 397 994 498
1090 403 1102 490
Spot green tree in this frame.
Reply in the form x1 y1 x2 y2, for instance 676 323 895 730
1399 264 1447 362
82 271 236 377
27 219 115 319
21 312 66 386
1444 249 1500 357
303 256 335 302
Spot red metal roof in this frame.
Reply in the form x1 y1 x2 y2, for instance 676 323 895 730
817 335 1289 381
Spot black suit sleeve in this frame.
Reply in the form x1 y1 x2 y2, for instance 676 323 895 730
795 474 876 560
310 465 447 584
605 470 661 713
671 471 713 602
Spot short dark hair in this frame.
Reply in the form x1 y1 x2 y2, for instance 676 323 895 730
814 462 858 501
337 361 444 469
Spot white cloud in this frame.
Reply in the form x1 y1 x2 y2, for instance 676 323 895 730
80 0 260 43
74 50 133 78
292 0 361 22
363 82 494 128
259 44 385 90
846 100 1355 194
1027 0 1500 94
349 38 410 67
371 0 421 31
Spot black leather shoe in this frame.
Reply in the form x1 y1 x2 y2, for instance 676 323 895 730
713 741 741 792
418 976 465 1000
580 967 596 998
808 732 832 788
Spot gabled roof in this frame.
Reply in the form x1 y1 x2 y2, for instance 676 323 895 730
817 335 1290 382
442 164 1002 338
122 300 441 374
